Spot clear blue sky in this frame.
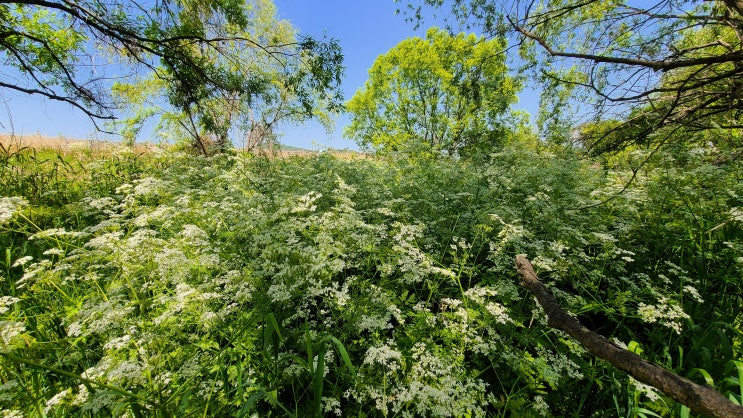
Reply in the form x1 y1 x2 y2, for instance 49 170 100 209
0 1 539 150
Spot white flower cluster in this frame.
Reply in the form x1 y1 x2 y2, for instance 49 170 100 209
0 197 27 225
0 321 26 351
1 409 24 418
363 340 403 373
11 256 32 268
631 377 661 402
682 285 704 303
292 191 322 213
0 296 20 315
637 297 690 334
353 341 489 417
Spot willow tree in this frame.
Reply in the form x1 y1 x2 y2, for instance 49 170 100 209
0 0 343 151
403 0 742 152
110 0 343 153
345 27 519 156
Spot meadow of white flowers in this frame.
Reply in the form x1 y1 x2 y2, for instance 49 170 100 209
1 145 740 417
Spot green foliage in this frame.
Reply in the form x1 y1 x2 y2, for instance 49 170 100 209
1 0 344 141
111 0 344 154
408 1 742 151
345 27 519 156
0 139 741 416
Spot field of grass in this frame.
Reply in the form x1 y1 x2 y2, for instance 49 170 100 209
1 140 741 417
0 134 364 159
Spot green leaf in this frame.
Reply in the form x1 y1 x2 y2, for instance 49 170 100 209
688 368 715 386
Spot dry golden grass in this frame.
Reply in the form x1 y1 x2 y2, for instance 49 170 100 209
0 133 160 155
0 133 92 152
0 133 365 159
251 147 368 160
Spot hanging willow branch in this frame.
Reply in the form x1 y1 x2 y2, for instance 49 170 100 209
514 254 743 418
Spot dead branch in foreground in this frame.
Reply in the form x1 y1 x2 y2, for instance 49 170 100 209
515 254 743 418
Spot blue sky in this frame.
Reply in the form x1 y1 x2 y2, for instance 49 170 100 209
0 1 539 150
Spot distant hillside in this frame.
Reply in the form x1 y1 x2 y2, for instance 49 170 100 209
1 134 365 159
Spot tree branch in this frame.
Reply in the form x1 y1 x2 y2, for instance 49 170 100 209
514 255 743 418
506 16 743 71
0 81 114 123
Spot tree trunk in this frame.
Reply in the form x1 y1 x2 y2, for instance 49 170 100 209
514 254 743 418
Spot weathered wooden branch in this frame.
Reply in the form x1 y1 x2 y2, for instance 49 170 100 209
515 254 743 418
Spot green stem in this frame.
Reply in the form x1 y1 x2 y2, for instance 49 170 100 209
0 351 167 415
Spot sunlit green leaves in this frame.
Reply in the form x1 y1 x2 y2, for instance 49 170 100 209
346 27 519 156
110 0 343 153
1 0 344 141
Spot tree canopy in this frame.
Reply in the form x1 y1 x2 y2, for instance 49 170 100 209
345 27 519 156
0 0 343 148
404 0 742 153
109 0 341 153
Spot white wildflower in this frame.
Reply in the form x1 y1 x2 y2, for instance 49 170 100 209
533 395 550 416
292 191 322 213
485 302 511 324
200 311 219 329
412 301 430 313
1 409 24 418
87 196 119 211
197 378 223 397
103 334 132 351
66 320 84 337
154 371 173 389
16 260 52 289
440 298 463 311
730 207 743 222
85 302 135 335
72 384 89 406
375 207 396 217
592 232 617 243
11 256 32 267
43 248 65 257
132 205 173 227
533 256 556 271
44 389 72 414
683 285 704 303
357 314 393 332
178 354 203 379
284 363 306 379
387 304 404 325
0 197 27 225
29 228 85 240
638 297 689 334
496 222 526 243
0 296 21 315
124 229 158 251
363 341 402 372
180 224 210 247
322 396 342 417
84 231 123 250
464 286 498 304
107 360 146 385
550 241 568 254
154 247 190 281
631 377 661 402
132 177 169 197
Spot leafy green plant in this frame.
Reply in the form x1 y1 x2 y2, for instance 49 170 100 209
1 140 741 416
